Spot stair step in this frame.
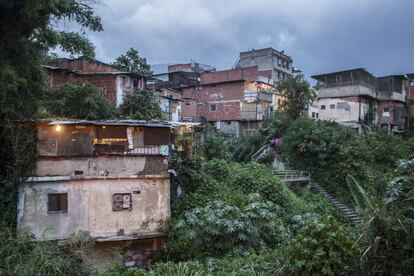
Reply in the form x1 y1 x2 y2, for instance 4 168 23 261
273 156 359 227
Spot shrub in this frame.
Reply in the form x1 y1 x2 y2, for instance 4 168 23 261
286 215 357 275
202 131 231 161
119 90 164 120
166 194 289 259
0 229 82 275
204 248 286 275
45 82 118 119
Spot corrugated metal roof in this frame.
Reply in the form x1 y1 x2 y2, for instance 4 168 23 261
37 119 172 128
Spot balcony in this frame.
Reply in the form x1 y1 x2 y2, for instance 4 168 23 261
377 91 406 102
317 83 377 99
243 90 273 102
240 102 267 121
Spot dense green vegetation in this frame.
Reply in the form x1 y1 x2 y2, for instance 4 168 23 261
282 118 414 204
112 47 153 77
1 1 413 275
101 155 358 275
119 89 164 120
43 82 119 119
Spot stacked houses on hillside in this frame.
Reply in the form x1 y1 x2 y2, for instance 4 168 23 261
174 48 294 137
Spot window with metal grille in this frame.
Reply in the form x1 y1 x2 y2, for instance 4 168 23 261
48 193 68 212
112 193 132 211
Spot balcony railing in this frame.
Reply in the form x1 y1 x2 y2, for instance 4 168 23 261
377 91 406 102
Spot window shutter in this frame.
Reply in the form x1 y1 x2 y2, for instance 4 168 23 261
112 194 124 211
59 193 68 212
48 194 59 211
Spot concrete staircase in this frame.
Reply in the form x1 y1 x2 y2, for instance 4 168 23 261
254 144 360 226
310 181 359 225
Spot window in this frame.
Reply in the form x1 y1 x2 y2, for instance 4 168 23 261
316 113 319 119
48 193 68 212
330 104 335 109
210 104 217 112
321 105 326 110
312 112 316 118
112 193 132 211
383 107 389 113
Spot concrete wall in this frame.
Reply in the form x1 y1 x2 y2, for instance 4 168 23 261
238 48 292 74
33 156 168 177
18 177 170 241
215 121 240 137
318 98 369 122
317 85 377 99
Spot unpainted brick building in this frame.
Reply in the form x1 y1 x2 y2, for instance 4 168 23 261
45 57 147 106
182 66 273 137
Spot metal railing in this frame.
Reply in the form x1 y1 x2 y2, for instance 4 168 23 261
274 170 311 181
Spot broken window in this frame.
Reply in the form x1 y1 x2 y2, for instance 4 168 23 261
48 193 68 212
112 193 132 211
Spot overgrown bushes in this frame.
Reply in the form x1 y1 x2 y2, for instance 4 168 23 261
0 229 82 275
282 118 414 203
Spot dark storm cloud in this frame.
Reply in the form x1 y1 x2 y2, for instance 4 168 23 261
85 0 414 80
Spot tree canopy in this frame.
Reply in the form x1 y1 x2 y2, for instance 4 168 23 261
0 0 103 227
276 74 315 120
119 90 164 120
112 47 153 76
45 82 118 120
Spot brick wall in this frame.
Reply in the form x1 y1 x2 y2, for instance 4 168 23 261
377 101 406 123
407 86 414 101
50 70 74 87
76 74 117 103
182 81 244 121
200 66 258 85
53 58 119 73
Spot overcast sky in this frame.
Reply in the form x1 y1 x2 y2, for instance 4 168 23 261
67 0 414 80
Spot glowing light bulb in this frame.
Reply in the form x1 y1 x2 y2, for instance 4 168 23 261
55 125 62 132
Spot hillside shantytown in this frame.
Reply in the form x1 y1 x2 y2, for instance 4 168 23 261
1 1 414 275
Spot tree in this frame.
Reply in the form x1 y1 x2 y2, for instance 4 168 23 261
0 0 103 227
119 90 164 120
112 47 153 76
276 74 315 120
46 82 118 119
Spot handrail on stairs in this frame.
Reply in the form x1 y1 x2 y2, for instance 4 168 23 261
251 144 270 160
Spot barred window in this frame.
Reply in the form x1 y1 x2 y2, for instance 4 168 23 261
48 193 68 212
112 193 132 211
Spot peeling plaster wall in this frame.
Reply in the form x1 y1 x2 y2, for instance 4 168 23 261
17 177 170 241
33 156 168 177
318 98 370 122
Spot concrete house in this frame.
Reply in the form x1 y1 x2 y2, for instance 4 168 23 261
155 88 182 122
407 73 414 128
44 57 147 107
312 68 407 132
236 47 294 84
17 120 172 267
